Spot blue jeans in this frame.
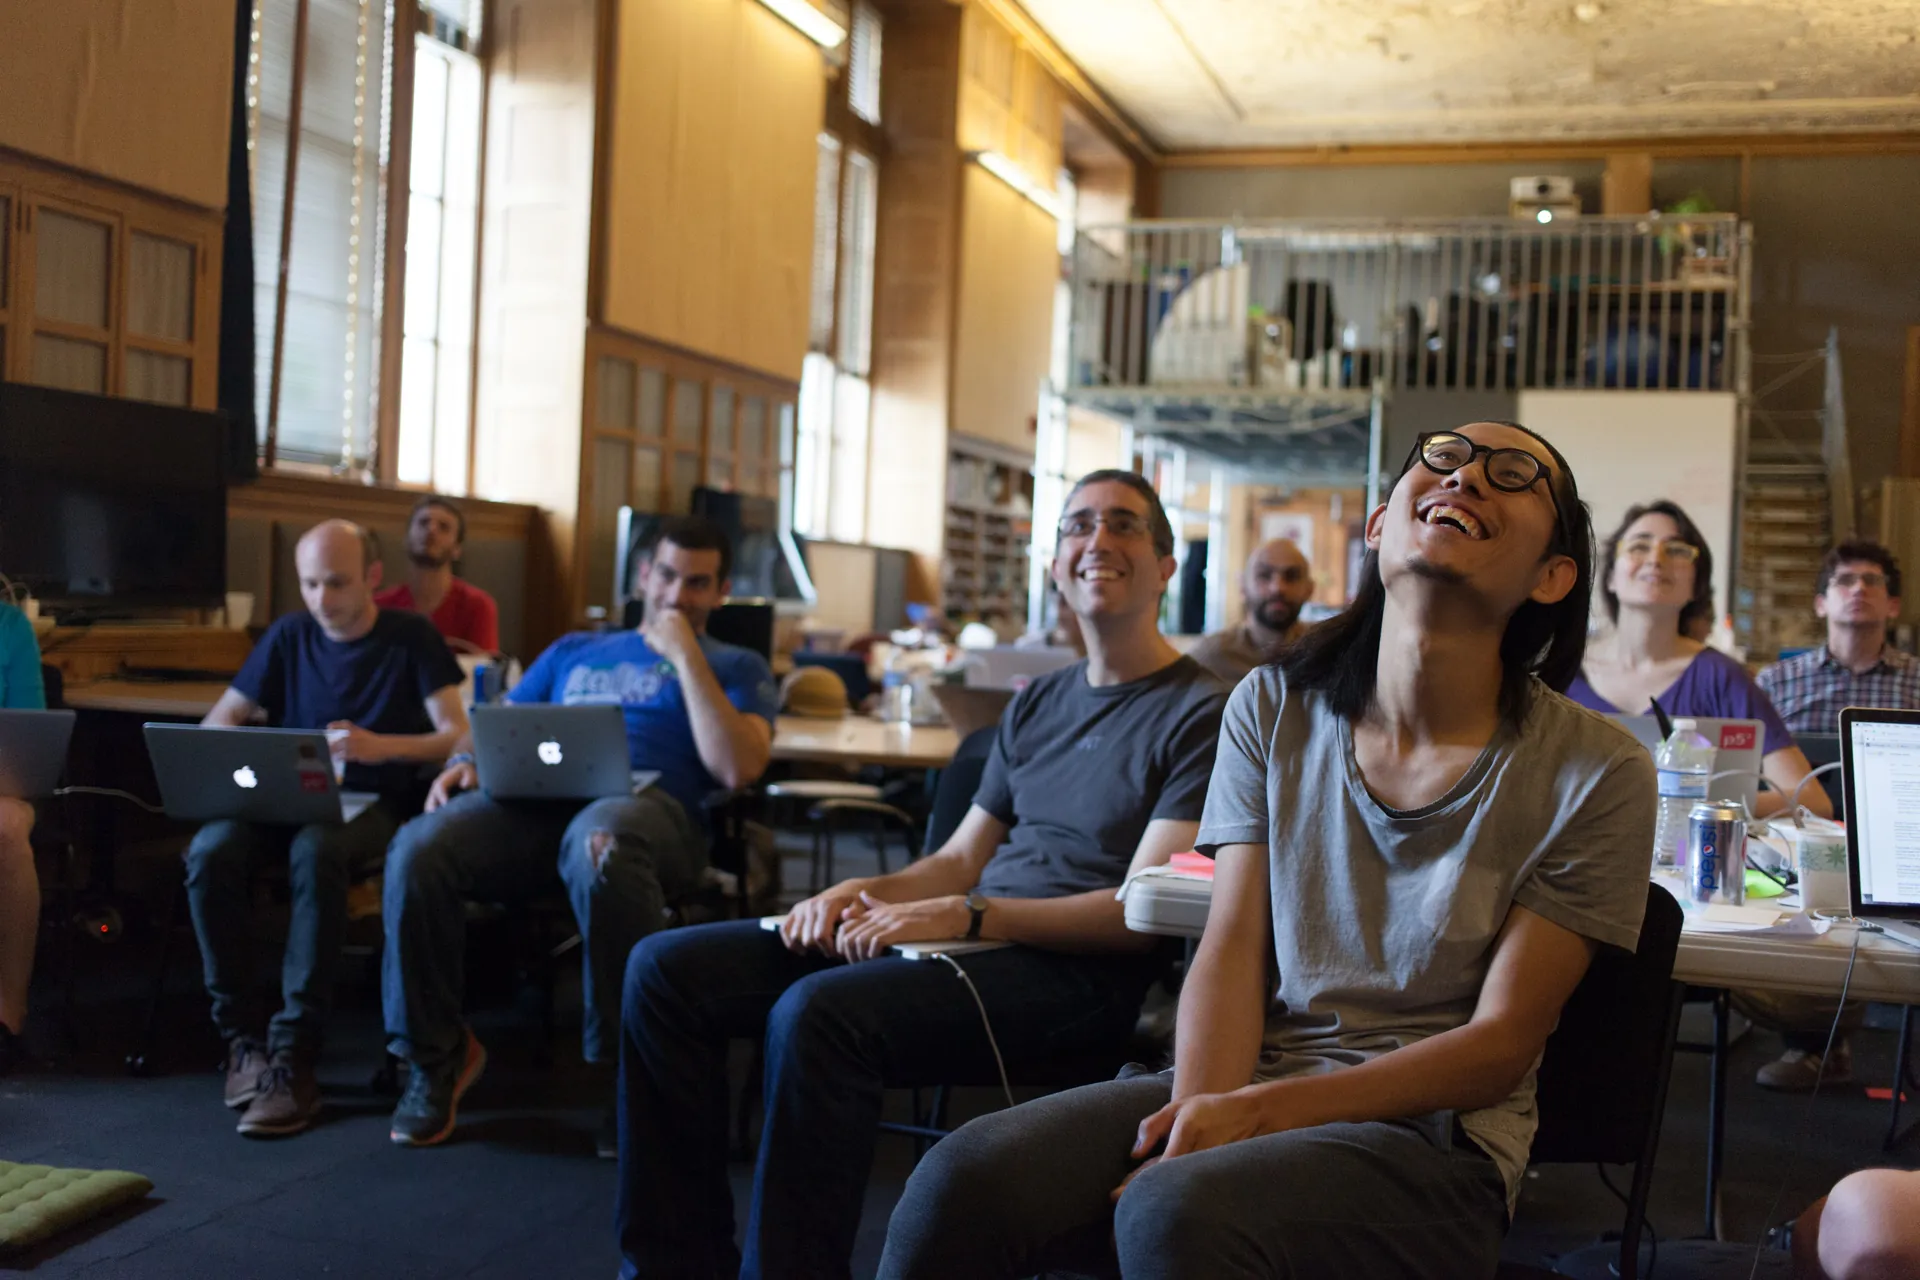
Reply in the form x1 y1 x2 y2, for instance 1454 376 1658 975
880 1072 1509 1280
382 788 703 1069
183 801 403 1056
615 919 1161 1280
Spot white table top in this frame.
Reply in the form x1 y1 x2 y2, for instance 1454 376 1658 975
1121 870 1920 1006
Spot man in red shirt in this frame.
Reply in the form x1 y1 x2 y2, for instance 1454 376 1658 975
375 497 500 655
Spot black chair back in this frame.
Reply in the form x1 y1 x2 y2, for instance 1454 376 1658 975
1799 732 1845 819
924 727 995 851
1531 882 1684 1164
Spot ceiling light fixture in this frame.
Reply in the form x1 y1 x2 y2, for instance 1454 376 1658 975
973 150 1065 220
755 0 846 48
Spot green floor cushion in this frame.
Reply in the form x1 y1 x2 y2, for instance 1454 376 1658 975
0 1161 153 1252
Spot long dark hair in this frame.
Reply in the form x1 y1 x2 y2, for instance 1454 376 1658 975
1278 422 1594 727
1598 500 1713 637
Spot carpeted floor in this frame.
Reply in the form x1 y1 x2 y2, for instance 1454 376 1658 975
7 834 1916 1277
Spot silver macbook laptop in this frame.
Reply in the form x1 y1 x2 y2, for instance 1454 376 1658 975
470 704 657 801
1841 707 1920 948
143 724 376 825
1614 715 1766 812
0 709 77 800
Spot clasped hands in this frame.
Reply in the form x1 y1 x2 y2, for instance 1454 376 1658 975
1111 1088 1280 1201
776 883 971 962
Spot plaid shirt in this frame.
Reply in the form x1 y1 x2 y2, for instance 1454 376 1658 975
1754 644 1920 737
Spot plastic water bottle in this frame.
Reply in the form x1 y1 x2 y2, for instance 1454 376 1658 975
880 652 910 723
1653 718 1714 870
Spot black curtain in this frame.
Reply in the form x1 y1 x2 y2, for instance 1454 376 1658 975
218 0 260 483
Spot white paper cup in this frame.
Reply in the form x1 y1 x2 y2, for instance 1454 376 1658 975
323 728 349 783
226 591 254 630
1789 822 1851 913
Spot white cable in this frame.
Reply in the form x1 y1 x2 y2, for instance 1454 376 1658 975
52 786 166 814
1748 924 1862 1278
933 952 1014 1109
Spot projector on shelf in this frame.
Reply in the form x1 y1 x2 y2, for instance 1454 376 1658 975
1509 175 1581 224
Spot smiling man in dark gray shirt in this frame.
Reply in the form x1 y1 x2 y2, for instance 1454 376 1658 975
611 470 1226 1280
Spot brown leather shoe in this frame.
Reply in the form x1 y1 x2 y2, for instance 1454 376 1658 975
237 1051 321 1137
223 1038 271 1110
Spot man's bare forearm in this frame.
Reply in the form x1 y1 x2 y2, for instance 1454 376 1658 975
976 891 1159 953
678 649 770 788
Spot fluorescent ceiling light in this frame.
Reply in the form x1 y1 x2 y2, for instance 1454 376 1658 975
973 150 1064 221
756 0 846 48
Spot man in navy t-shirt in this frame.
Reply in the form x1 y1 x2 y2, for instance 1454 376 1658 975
382 516 778 1148
191 520 468 1139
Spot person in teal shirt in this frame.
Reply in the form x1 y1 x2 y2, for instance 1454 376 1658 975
0 601 45 1070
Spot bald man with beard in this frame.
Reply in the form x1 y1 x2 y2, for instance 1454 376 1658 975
189 520 468 1138
1189 539 1315 685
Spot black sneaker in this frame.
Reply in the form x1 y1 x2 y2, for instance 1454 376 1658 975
390 1027 486 1147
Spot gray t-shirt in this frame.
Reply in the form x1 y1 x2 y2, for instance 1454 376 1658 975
972 656 1227 899
1196 666 1654 1208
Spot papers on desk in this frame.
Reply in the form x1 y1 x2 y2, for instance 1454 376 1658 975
1687 904 1834 936
1115 852 1214 901
755 914 1009 959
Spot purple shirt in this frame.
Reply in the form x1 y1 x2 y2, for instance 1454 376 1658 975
1567 648 1795 755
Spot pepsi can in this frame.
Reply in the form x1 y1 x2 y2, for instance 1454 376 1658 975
471 662 492 710
1688 801 1746 906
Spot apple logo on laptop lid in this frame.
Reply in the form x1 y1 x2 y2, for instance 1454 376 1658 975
537 740 563 766
233 766 258 789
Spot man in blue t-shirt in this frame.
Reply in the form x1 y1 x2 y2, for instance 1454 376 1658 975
382 516 778 1148
192 520 468 1138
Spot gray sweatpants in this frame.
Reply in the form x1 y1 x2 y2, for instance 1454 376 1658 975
880 1071 1509 1280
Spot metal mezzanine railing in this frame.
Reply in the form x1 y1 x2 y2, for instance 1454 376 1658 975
1066 214 1749 399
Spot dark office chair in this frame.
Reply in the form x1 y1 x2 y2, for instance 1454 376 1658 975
1798 733 1844 819
1495 883 1684 1280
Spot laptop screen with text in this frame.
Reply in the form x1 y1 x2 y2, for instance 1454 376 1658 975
1848 717 1920 909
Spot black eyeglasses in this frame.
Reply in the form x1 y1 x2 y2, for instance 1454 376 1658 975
1406 431 1563 523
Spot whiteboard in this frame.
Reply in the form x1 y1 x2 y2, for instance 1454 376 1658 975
1514 391 1740 632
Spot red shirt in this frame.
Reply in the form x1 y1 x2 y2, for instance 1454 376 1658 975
375 577 500 653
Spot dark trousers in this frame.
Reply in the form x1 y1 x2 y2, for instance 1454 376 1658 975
382 787 703 1068
614 919 1159 1280
880 1072 1510 1280
183 800 403 1056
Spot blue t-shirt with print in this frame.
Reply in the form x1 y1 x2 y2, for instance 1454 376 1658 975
507 630 779 823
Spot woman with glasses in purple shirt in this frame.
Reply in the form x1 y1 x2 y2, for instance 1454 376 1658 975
1569 500 1830 819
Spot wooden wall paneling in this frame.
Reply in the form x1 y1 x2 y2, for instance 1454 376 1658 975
0 180 15 380
599 0 826 382
1903 325 1920 479
472 0 597 651
1164 133 1920 171
864 1 961 563
22 192 122 398
951 163 1055 453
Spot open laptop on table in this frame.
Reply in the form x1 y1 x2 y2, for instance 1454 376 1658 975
1841 707 1920 948
470 704 658 801
1615 715 1766 813
0 709 78 799
144 724 376 824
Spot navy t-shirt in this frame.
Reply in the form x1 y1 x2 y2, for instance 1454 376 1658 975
231 608 464 795
508 630 779 825
972 655 1228 899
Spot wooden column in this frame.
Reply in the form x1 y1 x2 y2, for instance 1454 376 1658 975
1602 152 1652 215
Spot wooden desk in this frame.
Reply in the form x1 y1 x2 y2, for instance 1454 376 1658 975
64 680 228 719
772 716 958 769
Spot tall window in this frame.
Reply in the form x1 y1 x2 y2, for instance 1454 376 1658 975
251 0 396 470
793 11 883 544
397 19 484 489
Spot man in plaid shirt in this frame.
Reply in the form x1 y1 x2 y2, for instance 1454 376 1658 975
1745 540 1917 1091
1757 540 1920 737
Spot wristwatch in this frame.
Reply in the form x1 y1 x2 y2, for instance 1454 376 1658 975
964 891 989 941
446 752 476 769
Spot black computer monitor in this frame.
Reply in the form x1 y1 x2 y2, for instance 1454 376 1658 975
0 384 229 612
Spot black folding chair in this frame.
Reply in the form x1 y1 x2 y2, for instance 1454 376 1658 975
1497 882 1685 1280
